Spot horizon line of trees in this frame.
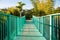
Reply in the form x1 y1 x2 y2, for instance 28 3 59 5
0 1 60 17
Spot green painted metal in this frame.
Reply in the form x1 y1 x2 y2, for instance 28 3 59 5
0 12 26 40
32 16 43 35
51 15 60 40
0 12 60 40
32 13 60 40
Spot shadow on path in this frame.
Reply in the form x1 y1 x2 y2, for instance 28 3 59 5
14 20 46 40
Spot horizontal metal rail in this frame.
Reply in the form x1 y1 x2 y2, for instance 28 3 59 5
32 13 60 40
0 12 26 40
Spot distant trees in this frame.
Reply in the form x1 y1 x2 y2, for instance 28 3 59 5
16 2 25 11
54 7 60 13
16 2 25 17
30 0 54 16
0 2 25 17
1 8 8 13
8 7 20 16
39 10 46 16
0 0 60 17
24 10 32 20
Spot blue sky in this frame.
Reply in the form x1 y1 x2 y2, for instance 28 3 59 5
0 0 33 9
54 0 60 8
0 0 60 9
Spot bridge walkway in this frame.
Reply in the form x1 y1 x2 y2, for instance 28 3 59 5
14 20 46 40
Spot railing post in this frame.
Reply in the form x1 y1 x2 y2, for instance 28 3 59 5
43 16 45 37
16 17 18 35
8 15 11 40
50 15 52 40
0 15 2 40
6 15 9 40
38 17 40 32
42 16 44 36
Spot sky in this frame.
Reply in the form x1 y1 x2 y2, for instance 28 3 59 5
0 0 60 9
54 0 60 8
0 0 33 9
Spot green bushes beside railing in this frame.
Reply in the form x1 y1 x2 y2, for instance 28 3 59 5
32 13 60 40
0 12 26 40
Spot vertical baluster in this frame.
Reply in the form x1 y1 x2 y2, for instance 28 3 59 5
8 15 11 40
50 15 52 40
7 15 9 40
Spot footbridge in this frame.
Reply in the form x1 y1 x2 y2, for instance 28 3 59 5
0 12 60 40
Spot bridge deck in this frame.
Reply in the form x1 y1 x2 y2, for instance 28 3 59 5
14 20 46 40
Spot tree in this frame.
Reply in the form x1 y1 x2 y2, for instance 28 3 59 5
39 10 46 16
7 7 20 16
54 7 60 13
30 0 39 14
30 0 54 16
1 2 25 16
8 7 15 15
16 2 25 17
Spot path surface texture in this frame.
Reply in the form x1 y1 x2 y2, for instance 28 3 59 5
14 20 46 40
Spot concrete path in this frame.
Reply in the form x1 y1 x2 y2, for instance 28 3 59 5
14 20 46 40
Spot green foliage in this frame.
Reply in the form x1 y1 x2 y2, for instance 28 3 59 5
30 0 54 16
54 7 60 13
0 2 25 17
24 10 32 20
16 2 25 11
21 10 25 16
39 10 46 16
5 7 20 16
16 2 25 17
13 9 20 16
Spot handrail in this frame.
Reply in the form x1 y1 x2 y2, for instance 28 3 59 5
32 13 60 40
0 12 26 40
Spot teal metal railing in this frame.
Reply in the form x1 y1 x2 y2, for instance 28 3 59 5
0 12 26 40
32 13 60 40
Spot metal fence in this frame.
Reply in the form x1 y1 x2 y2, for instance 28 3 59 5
0 12 26 40
32 13 60 40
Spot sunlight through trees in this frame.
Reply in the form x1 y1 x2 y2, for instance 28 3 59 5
30 0 54 16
